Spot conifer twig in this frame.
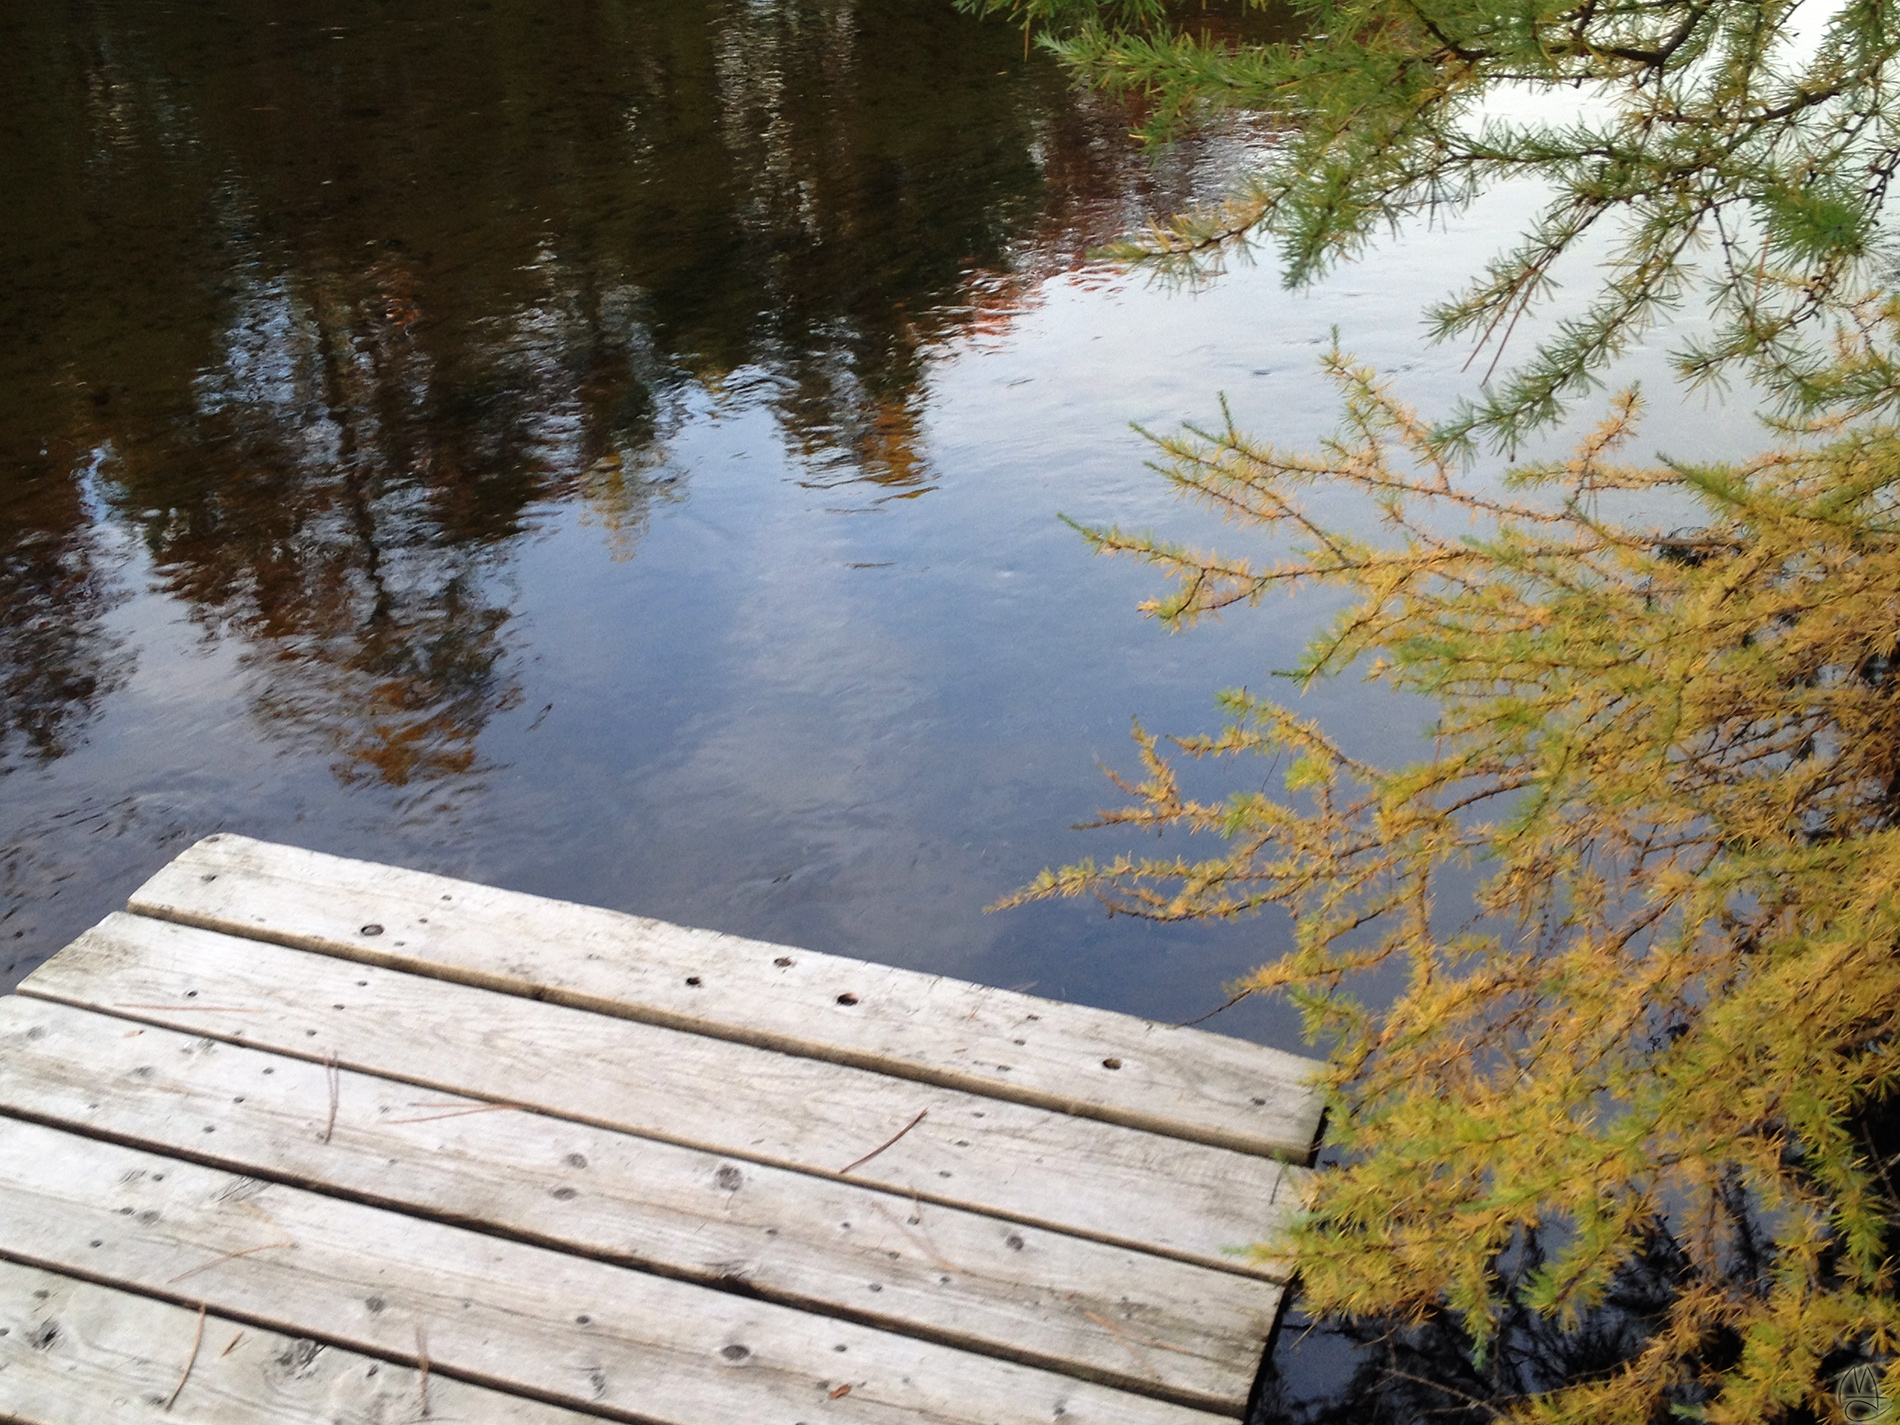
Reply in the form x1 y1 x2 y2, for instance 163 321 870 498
322 1052 340 1144
1176 988 1251 1027
112 1004 256 1012
168 1239 295 1284
838 1109 928 1175
383 1101 525 1124
415 1323 431 1419
164 1303 206 1412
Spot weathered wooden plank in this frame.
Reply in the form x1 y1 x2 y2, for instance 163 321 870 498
0 996 1277 1413
0 1259 591 1424
0 1118 1231 1425
20 914 1304 1278
130 835 1324 1160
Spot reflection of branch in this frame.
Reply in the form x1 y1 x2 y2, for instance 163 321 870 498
1374 1365 1509 1418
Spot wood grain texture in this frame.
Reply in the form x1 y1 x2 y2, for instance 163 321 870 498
0 1260 591 1424
0 996 1278 1412
130 835 1323 1159
20 914 1305 1278
0 1118 1230 1425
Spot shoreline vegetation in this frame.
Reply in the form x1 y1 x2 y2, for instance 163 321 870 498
962 0 1900 1419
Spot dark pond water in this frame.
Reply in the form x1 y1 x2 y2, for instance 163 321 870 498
0 0 1410 1019
1 1 1769 1417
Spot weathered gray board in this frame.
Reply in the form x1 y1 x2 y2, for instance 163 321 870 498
0 834 1325 1425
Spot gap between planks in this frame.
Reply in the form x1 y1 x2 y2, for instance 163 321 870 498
0 995 1276 1413
20 913 1307 1280
0 1259 599 1425
131 835 1325 1160
0 1117 1234 1425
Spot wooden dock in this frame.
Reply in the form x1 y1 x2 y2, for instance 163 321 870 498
0 834 1324 1424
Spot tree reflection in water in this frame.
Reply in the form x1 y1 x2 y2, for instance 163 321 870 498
0 455 130 771
1257 1091 1900 1423
1264 1223 1725 1423
0 0 1259 793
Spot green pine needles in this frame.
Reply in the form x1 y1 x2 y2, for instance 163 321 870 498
962 0 1900 1418
1016 367 1900 1420
967 0 1900 449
